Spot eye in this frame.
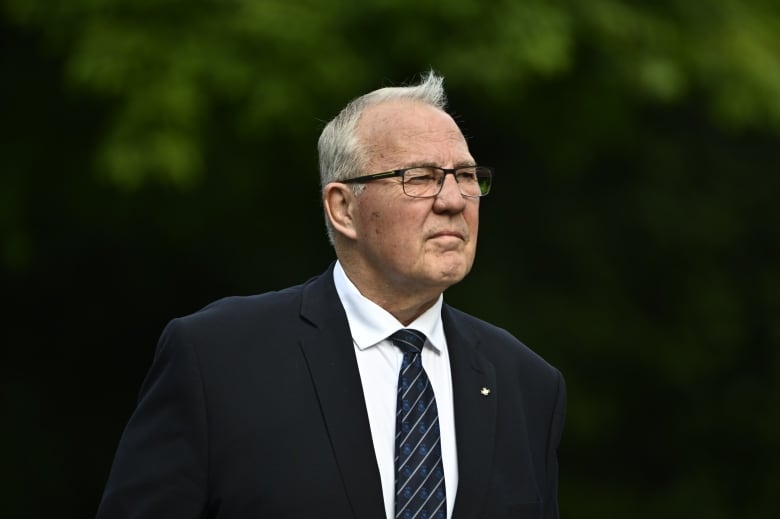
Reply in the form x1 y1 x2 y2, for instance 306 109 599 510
456 168 478 182
404 167 438 184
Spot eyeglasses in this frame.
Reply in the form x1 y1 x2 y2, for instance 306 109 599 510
339 165 493 198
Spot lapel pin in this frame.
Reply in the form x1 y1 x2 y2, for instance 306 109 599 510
480 387 491 396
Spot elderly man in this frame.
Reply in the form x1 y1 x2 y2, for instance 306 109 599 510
97 71 566 519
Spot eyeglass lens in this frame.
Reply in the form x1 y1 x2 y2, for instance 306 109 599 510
402 167 491 198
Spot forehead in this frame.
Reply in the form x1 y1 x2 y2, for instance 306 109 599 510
357 100 472 170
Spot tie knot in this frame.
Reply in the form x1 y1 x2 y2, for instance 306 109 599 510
389 329 427 354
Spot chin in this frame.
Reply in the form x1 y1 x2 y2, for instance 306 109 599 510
434 262 471 285
418 252 474 287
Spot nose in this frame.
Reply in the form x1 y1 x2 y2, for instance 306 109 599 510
433 172 468 212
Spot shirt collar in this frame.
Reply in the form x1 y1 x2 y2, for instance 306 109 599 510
333 261 445 353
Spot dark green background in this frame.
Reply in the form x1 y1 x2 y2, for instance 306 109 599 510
2 1 778 517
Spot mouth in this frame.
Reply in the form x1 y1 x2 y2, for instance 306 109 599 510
429 230 465 241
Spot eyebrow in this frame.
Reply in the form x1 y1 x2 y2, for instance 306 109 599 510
402 161 478 169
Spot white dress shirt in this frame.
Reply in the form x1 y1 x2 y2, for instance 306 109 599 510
333 261 458 519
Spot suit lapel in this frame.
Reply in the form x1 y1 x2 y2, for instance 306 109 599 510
444 306 498 519
295 267 499 519
298 265 385 519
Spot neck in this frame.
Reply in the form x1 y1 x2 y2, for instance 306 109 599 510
338 258 444 326
367 290 440 326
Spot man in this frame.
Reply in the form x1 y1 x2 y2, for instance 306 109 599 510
97 71 566 519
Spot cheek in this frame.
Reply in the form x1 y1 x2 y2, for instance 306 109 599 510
467 207 480 235
368 209 411 240
367 212 405 241
370 211 382 235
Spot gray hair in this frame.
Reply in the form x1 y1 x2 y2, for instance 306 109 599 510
318 70 448 244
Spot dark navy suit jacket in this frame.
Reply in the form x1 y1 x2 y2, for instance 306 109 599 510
97 264 566 518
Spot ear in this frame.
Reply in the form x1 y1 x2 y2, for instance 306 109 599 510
323 182 359 241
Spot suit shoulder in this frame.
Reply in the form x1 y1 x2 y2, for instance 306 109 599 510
200 284 303 318
445 305 560 377
166 280 309 339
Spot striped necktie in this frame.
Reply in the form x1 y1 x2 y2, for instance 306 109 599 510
390 329 446 519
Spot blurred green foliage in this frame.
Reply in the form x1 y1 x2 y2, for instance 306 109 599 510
1 0 778 518
5 0 780 194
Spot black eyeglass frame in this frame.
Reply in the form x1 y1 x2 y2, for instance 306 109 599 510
339 165 493 198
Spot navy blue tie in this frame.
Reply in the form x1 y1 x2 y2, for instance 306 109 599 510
390 329 446 519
